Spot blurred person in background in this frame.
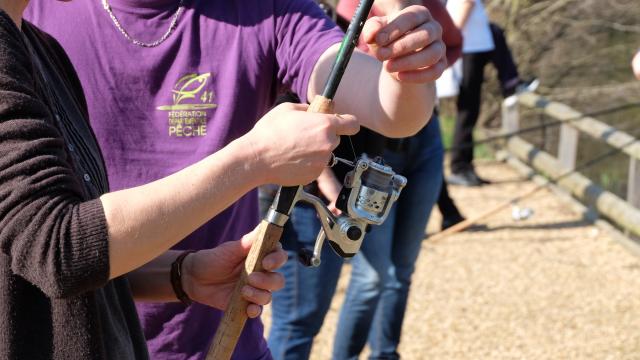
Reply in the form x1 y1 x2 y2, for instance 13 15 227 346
265 1 456 359
633 50 640 80
446 0 537 187
329 1 461 359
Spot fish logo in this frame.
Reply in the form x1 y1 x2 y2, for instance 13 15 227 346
157 73 217 111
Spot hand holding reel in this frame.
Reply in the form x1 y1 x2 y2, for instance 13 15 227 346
279 153 406 267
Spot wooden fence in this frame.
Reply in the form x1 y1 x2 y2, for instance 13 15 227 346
501 92 640 237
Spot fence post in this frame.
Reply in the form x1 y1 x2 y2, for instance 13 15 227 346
502 96 520 135
629 158 640 209
558 124 579 171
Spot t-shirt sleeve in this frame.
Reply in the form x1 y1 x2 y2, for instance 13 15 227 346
0 14 110 299
336 0 359 19
336 0 381 52
274 0 344 103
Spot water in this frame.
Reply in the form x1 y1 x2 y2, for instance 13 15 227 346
519 103 640 199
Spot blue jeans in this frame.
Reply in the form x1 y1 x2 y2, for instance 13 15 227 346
267 203 344 360
332 118 444 360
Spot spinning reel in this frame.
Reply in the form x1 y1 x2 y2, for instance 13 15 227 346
291 153 407 267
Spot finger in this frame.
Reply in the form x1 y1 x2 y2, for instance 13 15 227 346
393 58 447 83
385 40 445 73
241 285 273 305
261 246 288 271
212 226 258 265
328 133 341 152
328 202 342 216
247 271 285 292
373 21 442 61
361 16 388 45
372 6 432 47
246 304 263 319
277 102 308 112
238 226 262 252
331 114 360 136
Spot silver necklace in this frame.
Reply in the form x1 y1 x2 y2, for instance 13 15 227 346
101 0 185 48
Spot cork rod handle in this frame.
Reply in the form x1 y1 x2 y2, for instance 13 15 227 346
206 95 334 360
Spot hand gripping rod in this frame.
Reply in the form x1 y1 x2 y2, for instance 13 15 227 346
206 1 375 358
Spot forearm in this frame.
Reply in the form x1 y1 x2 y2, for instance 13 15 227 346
317 167 342 210
310 45 435 138
101 136 262 279
373 66 435 137
317 168 341 196
128 251 180 302
430 0 464 65
451 1 474 29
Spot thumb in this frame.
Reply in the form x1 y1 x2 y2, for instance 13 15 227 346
238 226 260 255
333 114 360 136
362 16 389 46
217 226 259 264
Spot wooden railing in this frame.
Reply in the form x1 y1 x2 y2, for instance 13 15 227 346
501 92 640 237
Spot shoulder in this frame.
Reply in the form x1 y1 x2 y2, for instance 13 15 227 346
22 20 71 65
269 0 340 44
0 12 36 90
21 21 90 116
201 0 326 20
272 0 339 37
273 0 328 19
0 15 66 75
0 10 20 36
423 0 446 12
0 11 27 59
195 0 332 38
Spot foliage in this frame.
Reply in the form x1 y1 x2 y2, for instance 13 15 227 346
486 0 640 197
485 0 640 114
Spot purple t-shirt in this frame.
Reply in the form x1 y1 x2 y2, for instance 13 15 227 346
26 1 342 359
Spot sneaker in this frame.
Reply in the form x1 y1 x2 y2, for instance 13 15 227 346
446 169 490 187
516 78 539 94
441 213 465 231
503 78 539 97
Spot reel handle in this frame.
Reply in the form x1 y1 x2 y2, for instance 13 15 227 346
298 248 315 267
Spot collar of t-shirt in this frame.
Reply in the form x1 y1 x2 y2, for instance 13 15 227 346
107 0 180 11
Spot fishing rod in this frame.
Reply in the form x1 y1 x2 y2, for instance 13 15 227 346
442 101 640 154
430 127 640 242
206 1 399 358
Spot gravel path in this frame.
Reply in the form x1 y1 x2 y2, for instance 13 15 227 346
263 161 640 359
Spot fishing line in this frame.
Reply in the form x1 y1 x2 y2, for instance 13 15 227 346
442 101 640 153
431 125 640 241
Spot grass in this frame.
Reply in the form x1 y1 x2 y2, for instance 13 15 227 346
439 113 494 160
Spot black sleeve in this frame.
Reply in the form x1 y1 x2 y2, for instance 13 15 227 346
0 13 110 299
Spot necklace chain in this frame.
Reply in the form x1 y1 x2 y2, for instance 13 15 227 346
101 0 185 48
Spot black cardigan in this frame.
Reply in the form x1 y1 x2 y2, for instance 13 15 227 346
0 12 147 359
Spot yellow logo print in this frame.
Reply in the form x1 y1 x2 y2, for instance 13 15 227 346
157 73 217 137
